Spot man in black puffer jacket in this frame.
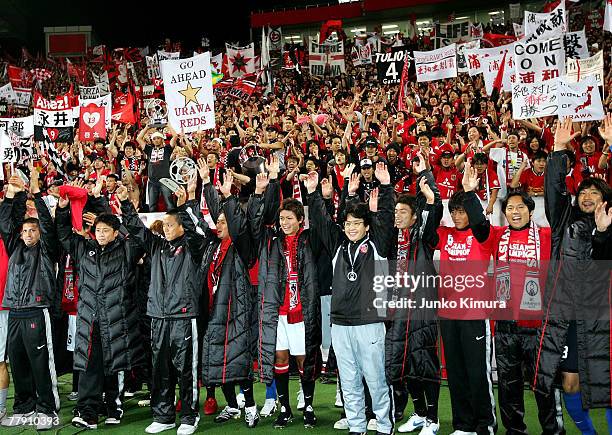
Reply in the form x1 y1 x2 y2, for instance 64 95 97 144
179 171 259 428
56 190 145 430
119 183 205 435
534 117 612 433
0 172 60 431
249 158 323 429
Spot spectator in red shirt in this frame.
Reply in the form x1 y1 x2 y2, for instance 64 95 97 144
510 150 547 197
472 152 500 215
433 144 460 200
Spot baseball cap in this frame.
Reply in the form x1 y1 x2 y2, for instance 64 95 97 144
364 136 378 148
439 143 454 157
360 158 373 168
150 132 165 140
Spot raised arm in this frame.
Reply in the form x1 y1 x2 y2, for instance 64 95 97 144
220 176 255 266
461 161 491 243
544 119 573 231
0 177 27 253
55 197 87 259
368 162 395 255
118 186 162 254
305 172 343 254
176 177 208 261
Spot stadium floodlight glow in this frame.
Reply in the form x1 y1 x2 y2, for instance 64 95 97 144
455 16 469 20
488 11 502 15
351 28 366 33
382 24 398 29
416 20 431 25
383 30 399 35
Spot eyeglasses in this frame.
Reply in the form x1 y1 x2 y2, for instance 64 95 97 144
344 220 365 229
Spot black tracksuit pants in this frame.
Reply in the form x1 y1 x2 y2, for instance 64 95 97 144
76 321 123 422
440 320 497 435
495 321 565 435
150 317 199 425
8 308 59 415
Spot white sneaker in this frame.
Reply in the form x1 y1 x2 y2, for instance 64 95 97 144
367 418 377 431
244 405 260 428
398 413 427 433
260 398 277 417
236 393 246 410
333 417 349 430
2 411 35 427
334 387 343 407
177 415 200 435
449 431 477 435
418 419 439 435
106 417 121 425
144 421 176 433
138 399 151 407
297 389 305 411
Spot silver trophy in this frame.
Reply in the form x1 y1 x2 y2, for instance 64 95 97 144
145 98 168 128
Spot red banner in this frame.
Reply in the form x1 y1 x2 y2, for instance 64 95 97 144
79 104 106 142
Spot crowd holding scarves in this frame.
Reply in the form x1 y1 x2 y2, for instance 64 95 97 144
1 1 612 434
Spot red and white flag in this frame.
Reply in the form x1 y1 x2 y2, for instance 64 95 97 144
605 0 612 33
225 43 255 78
79 104 106 141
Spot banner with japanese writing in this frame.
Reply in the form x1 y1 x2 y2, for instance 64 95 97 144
464 42 515 76
0 116 34 164
524 2 566 43
79 104 107 141
78 94 112 129
512 80 559 119
161 52 215 132
414 44 457 82
434 20 471 49
482 53 515 94
514 35 564 84
33 92 74 143
557 76 604 121
565 51 603 87
351 43 373 67
564 30 589 59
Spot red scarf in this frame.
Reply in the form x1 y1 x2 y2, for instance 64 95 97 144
283 229 304 324
396 229 411 274
207 238 232 313
292 176 303 203
61 255 79 315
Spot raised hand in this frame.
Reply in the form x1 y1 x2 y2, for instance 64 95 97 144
58 195 70 208
595 201 612 232
348 173 360 196
341 163 356 179
28 162 40 195
461 160 479 192
374 161 390 185
598 113 612 144
176 186 187 207
419 177 435 204
265 155 280 179
321 175 333 199
255 172 270 194
92 176 105 198
7 175 25 195
219 171 234 198
83 212 97 227
368 188 379 212
554 117 573 151
304 171 319 194
116 185 129 202
187 175 197 198
197 157 210 183
415 151 427 173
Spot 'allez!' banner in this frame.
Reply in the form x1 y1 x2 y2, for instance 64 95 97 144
414 44 457 82
161 52 215 133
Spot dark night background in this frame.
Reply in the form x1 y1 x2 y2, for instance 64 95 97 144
0 0 334 54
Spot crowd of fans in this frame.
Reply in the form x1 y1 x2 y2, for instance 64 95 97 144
0 3 612 435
